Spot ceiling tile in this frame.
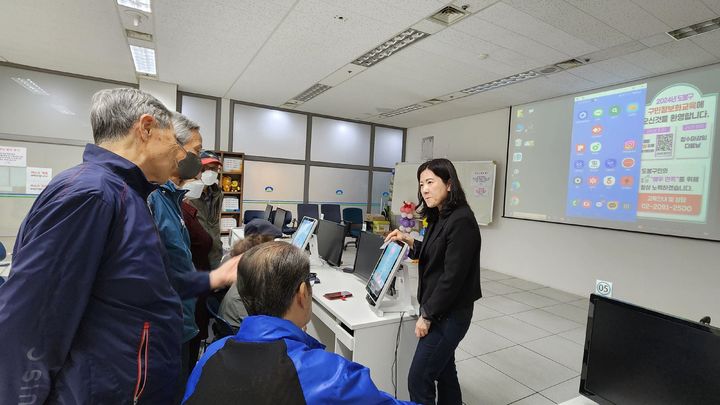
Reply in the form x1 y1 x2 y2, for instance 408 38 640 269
501 0 632 48
620 48 683 75
477 2 598 56
639 33 675 47
690 29 720 58
0 0 136 82
454 13 569 66
702 0 720 14
631 0 719 28
651 39 718 69
154 0 296 96
567 0 671 39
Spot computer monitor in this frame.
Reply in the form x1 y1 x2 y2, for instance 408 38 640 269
316 219 345 267
228 227 243 250
352 231 384 283
273 207 288 232
365 241 407 306
291 216 318 251
263 204 273 221
580 294 720 404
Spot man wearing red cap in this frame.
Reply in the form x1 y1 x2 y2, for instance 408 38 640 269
187 150 225 268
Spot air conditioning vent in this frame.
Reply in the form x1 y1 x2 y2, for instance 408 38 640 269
126 29 153 42
429 5 469 26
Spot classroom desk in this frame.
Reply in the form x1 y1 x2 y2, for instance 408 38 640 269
306 262 419 400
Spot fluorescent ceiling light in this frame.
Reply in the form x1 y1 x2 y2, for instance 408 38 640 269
117 0 151 13
460 70 540 95
353 28 429 68
11 77 49 95
291 83 332 103
129 45 157 75
379 104 426 118
667 17 720 40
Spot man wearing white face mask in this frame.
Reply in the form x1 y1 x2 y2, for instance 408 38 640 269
147 113 240 404
186 150 225 269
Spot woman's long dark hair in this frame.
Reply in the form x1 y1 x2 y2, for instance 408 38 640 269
416 158 468 223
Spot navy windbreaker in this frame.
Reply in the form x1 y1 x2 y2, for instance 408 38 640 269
183 315 416 405
0 144 182 404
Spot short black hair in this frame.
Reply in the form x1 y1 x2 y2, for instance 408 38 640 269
416 158 468 223
236 241 310 318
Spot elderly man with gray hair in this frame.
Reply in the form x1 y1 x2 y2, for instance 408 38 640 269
147 112 239 402
0 88 193 404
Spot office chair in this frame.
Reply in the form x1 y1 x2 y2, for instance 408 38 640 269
320 204 341 223
342 207 363 250
242 210 265 225
272 209 296 235
297 203 320 220
205 296 236 344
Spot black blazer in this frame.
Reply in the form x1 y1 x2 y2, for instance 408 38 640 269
411 204 482 321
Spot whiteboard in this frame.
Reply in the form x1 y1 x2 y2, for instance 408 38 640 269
0 138 85 250
391 161 496 225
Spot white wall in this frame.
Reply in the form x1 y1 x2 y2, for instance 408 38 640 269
139 78 177 111
406 108 719 322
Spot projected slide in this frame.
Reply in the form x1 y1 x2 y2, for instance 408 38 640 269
638 84 716 222
566 84 646 222
505 63 720 241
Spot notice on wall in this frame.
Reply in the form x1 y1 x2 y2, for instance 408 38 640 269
222 196 240 212
421 136 434 161
26 167 52 194
638 84 717 222
471 170 492 197
224 158 242 173
0 146 27 167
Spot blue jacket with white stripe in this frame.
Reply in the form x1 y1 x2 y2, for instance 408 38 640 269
183 315 416 405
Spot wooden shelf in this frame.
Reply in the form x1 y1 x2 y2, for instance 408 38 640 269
223 191 243 195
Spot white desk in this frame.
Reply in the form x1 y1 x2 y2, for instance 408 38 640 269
306 262 419 400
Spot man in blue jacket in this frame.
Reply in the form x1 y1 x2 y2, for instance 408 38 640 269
0 88 187 404
148 112 240 402
182 241 415 405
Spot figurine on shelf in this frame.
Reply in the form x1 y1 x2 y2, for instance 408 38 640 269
398 201 416 233
230 179 240 192
222 175 232 192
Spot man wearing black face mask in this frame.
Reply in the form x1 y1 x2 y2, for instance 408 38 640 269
147 113 240 404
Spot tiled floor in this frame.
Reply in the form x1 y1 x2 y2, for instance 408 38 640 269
341 248 588 405
457 269 588 405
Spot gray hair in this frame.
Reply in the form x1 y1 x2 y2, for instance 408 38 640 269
90 88 173 144
172 112 200 145
237 241 310 318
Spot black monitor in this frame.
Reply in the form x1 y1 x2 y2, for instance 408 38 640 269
273 207 287 232
263 204 273 221
316 219 345 267
580 294 720 405
352 231 384 283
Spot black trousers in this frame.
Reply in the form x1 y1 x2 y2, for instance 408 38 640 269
408 306 473 405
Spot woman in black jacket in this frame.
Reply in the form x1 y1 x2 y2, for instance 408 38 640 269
386 158 482 405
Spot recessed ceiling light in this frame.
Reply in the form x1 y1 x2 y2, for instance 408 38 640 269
667 17 720 40
289 83 332 103
11 77 49 95
129 45 157 75
353 28 429 68
117 0 151 13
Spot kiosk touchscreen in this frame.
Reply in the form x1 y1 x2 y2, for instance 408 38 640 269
291 216 318 250
365 241 408 309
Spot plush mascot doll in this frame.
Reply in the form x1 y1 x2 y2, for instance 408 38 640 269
398 201 416 233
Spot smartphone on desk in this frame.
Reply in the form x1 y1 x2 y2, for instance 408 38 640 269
323 291 353 300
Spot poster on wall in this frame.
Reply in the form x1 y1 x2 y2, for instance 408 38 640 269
26 167 52 194
0 146 27 167
421 136 434 161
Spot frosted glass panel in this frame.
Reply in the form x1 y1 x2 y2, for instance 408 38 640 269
233 104 306 159
180 95 217 150
243 161 304 220
371 171 393 214
309 166 368 217
311 117 370 166
0 65 133 142
374 127 403 168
